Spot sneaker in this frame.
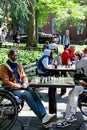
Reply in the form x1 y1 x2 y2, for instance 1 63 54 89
42 113 57 126
65 114 77 122
43 123 52 128
56 119 71 128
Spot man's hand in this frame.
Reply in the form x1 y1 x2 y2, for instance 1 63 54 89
21 82 30 89
22 83 28 89
78 80 87 87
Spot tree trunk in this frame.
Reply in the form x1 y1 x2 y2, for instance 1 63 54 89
27 0 37 48
35 9 39 43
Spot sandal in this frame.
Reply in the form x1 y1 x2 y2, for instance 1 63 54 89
56 119 71 128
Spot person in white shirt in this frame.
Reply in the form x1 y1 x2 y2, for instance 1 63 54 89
57 47 87 128
49 37 58 55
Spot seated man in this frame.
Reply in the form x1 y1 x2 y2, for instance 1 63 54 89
0 48 57 128
37 49 54 77
60 45 75 96
61 45 75 66
57 47 87 128
43 41 49 51
57 79 87 128
49 37 58 55
74 48 87 82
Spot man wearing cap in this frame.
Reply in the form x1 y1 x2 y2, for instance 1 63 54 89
57 47 87 128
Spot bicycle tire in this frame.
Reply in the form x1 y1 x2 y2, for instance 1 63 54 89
78 91 87 116
0 90 18 130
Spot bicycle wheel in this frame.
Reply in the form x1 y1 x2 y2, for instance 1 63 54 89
78 91 87 116
0 90 18 130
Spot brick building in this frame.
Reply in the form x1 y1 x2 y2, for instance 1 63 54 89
41 14 87 44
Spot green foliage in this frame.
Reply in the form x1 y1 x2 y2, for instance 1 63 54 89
0 0 30 30
36 0 50 28
0 19 3 27
0 0 87 45
0 49 8 63
18 50 42 65
0 44 87 65
49 0 87 33
0 48 42 65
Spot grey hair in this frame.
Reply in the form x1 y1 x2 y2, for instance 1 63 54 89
8 48 18 56
65 30 69 33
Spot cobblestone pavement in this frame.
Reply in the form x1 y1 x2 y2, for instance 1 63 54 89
10 88 87 130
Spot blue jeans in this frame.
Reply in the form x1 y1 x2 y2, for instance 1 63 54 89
12 87 46 121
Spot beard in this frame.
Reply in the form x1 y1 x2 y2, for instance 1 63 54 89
9 58 17 63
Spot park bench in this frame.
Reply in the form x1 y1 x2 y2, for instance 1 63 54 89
23 61 37 78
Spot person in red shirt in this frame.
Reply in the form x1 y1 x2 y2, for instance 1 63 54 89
60 45 75 96
61 45 75 65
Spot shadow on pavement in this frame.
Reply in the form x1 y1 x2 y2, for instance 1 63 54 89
10 111 86 130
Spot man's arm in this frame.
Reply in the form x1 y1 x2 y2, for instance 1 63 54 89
18 64 29 85
42 58 52 69
75 58 86 69
18 64 29 89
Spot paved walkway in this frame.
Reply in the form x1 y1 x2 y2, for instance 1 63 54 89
10 88 87 130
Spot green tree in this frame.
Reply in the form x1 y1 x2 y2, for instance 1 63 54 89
52 0 87 33
0 0 87 48
27 0 52 48
0 0 29 31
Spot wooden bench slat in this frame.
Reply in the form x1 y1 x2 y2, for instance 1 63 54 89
23 61 38 76
23 62 36 68
25 66 37 73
